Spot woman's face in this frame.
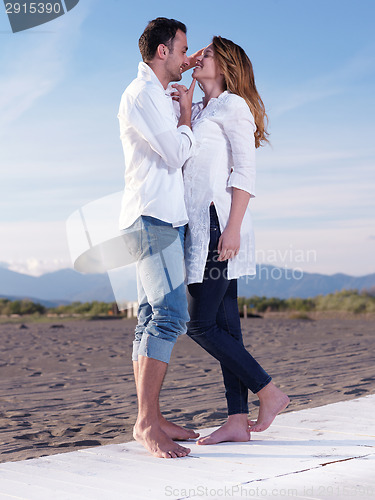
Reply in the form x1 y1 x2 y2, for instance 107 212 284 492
192 44 223 84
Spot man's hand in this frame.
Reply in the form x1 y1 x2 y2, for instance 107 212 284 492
171 78 196 109
217 225 241 261
171 79 196 128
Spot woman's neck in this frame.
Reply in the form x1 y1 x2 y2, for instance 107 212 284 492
201 81 226 108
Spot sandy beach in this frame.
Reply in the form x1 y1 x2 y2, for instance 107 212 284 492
0 315 374 463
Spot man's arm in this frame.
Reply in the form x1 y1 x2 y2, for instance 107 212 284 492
131 86 195 169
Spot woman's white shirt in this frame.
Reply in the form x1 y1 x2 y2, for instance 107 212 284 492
183 91 256 284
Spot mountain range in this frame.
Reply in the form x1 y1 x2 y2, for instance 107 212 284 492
1 265 374 306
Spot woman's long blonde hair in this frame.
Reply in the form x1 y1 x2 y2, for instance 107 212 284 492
212 36 269 148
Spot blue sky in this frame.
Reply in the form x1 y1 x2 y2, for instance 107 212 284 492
0 0 374 276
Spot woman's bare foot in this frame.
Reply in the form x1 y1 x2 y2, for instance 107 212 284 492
159 416 200 440
249 382 290 432
197 414 250 445
133 420 191 458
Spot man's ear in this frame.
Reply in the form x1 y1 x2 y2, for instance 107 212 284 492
156 44 168 60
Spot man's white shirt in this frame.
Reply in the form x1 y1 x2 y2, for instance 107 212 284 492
118 62 195 230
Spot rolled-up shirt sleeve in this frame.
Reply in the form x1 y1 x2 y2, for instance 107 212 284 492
224 98 256 197
131 86 195 169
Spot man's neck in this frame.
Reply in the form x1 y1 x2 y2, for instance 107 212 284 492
146 62 169 90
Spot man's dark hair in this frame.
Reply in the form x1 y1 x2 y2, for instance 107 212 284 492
139 17 187 62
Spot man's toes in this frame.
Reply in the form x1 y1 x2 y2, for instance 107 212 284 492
176 449 188 457
175 448 188 457
174 446 190 457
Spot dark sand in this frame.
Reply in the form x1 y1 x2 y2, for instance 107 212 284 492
0 315 374 463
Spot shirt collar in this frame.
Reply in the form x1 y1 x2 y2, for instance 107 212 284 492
137 62 165 92
206 90 229 106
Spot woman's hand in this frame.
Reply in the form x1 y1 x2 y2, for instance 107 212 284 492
217 225 241 261
181 48 205 73
217 188 250 261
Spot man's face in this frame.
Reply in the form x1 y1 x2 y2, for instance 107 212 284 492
165 29 189 82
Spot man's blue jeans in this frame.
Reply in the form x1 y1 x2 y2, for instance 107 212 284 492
187 205 271 415
123 215 188 364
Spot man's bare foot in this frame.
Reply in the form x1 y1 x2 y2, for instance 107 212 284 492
197 414 250 445
133 421 191 458
249 382 290 432
159 416 200 440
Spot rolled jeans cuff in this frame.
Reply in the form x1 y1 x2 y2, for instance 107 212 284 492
133 334 175 364
132 340 140 362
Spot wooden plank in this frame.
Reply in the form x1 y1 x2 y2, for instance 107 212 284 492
201 454 375 500
0 465 111 500
0 472 90 500
273 395 375 436
0 395 373 500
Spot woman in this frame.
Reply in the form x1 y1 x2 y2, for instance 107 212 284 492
182 37 289 445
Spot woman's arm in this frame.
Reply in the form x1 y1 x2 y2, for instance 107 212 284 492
217 188 251 261
218 97 257 261
182 48 204 73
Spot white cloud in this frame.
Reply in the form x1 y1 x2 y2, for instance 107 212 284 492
271 49 375 118
0 220 72 274
7 258 72 277
259 146 375 171
0 76 54 127
0 213 374 277
255 221 375 276
0 3 90 130
253 179 375 223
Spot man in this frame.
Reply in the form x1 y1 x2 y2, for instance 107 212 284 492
118 18 198 458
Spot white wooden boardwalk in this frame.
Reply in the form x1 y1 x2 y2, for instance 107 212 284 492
0 395 374 500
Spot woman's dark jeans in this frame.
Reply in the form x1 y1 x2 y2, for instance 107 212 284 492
187 205 271 415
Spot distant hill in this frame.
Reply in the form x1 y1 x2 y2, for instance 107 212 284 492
0 265 374 305
0 294 69 309
0 267 120 305
238 266 375 299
